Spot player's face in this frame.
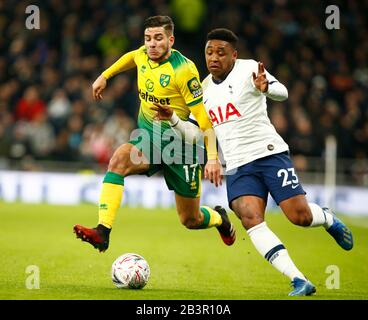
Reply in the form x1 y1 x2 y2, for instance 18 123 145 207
144 27 174 62
205 40 237 80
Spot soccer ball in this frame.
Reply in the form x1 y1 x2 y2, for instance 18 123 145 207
111 253 150 289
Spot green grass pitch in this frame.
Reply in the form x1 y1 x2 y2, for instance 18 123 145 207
1 202 367 300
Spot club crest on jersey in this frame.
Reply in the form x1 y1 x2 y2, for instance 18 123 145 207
140 65 146 73
159 74 171 87
187 77 203 98
209 103 241 126
145 79 154 92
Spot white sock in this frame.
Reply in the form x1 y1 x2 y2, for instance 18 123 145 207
308 203 334 229
247 222 306 281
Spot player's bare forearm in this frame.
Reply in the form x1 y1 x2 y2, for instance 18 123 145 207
92 75 107 100
189 103 218 160
204 158 223 187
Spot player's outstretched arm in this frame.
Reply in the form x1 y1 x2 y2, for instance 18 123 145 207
252 61 288 101
92 49 138 101
150 102 222 187
150 102 202 142
204 157 223 187
252 62 269 93
189 103 223 187
92 75 107 100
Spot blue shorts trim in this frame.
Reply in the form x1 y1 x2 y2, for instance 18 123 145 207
226 152 306 207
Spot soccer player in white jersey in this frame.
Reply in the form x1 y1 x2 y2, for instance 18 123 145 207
151 28 354 296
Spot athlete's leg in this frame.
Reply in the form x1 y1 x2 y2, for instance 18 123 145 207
261 151 353 251
74 143 150 252
108 143 150 177
175 194 203 229
174 194 236 245
231 195 266 229
280 195 353 250
279 194 314 227
98 143 150 227
231 195 314 295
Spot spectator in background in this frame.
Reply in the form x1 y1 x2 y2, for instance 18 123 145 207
170 0 205 34
98 23 129 58
67 114 84 152
50 128 77 162
269 103 289 140
80 122 114 165
110 75 138 118
289 115 321 158
15 86 46 122
103 109 136 149
0 110 13 157
8 122 31 161
26 112 55 159
48 89 71 133
0 0 366 185
40 67 61 101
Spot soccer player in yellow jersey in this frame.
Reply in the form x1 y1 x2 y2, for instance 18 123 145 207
73 16 236 252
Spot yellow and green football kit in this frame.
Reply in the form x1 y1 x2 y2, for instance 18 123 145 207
103 46 215 195
97 46 221 229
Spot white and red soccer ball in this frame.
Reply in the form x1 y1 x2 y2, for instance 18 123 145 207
111 253 150 289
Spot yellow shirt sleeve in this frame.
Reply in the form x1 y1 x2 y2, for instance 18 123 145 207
175 62 203 107
101 48 141 79
190 102 217 160
174 60 218 160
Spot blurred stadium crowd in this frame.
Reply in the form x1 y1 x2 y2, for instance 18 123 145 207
0 0 367 183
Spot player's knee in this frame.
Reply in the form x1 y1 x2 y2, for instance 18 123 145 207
232 202 263 230
108 148 132 176
239 207 263 230
288 207 312 226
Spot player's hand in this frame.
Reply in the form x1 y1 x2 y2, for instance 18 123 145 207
150 102 174 121
252 62 269 93
92 75 107 100
204 159 223 187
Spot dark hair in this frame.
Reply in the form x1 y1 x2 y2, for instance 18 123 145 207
207 28 238 49
143 16 174 35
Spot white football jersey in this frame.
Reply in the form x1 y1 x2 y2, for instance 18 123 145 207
202 59 289 171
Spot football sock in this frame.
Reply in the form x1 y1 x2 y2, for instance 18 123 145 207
247 222 306 281
96 224 111 238
308 203 334 229
98 171 124 229
198 206 222 228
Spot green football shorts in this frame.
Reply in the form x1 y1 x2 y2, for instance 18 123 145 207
128 112 203 198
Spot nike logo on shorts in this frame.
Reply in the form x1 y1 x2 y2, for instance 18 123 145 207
291 184 300 189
